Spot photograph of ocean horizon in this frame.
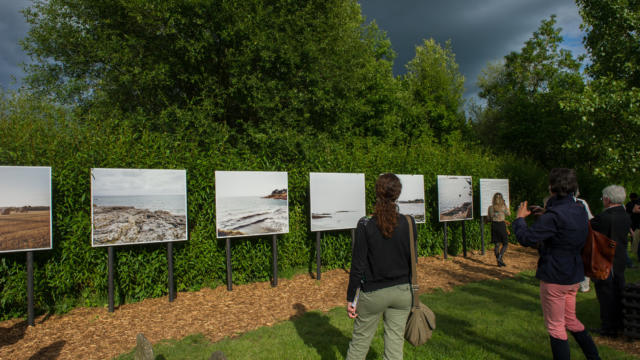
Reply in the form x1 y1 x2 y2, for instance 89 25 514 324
397 174 426 223
91 168 188 247
310 172 366 232
215 171 289 238
438 175 473 222
0 166 52 253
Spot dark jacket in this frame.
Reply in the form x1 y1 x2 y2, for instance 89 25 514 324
591 205 631 276
346 214 417 302
512 195 587 285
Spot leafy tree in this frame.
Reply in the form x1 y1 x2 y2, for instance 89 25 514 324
21 0 398 138
474 16 585 167
561 0 640 182
401 39 466 140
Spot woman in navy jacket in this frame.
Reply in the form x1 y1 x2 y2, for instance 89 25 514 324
513 168 599 360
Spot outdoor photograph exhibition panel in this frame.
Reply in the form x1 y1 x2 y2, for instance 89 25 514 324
437 175 473 222
396 174 426 224
91 168 188 247
309 172 366 232
479 179 510 217
0 166 52 253
215 171 289 238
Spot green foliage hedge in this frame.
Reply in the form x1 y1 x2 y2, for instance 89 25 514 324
0 94 548 319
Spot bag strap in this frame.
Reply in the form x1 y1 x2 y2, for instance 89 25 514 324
405 215 419 309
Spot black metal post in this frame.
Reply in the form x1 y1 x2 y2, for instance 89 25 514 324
272 235 278 287
226 238 232 291
480 218 485 255
351 229 355 250
108 246 114 313
316 232 322 280
443 223 448 259
26 251 34 326
167 242 174 302
462 221 467 257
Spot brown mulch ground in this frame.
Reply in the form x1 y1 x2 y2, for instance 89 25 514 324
0 245 638 359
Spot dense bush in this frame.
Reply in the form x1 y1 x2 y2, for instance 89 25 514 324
0 93 548 319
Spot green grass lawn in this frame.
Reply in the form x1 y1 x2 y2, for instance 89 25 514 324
117 269 640 360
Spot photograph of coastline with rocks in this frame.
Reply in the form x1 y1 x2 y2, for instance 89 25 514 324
310 172 365 231
438 175 473 222
480 179 510 217
215 171 289 238
0 166 52 253
91 168 188 247
397 174 426 223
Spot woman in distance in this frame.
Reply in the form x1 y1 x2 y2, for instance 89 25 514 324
512 168 599 360
488 192 510 267
346 173 417 360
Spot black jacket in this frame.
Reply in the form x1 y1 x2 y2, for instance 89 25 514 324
513 195 587 285
346 214 417 302
591 205 631 276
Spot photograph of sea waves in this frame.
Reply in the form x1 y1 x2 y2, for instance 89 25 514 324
215 171 289 238
91 168 188 246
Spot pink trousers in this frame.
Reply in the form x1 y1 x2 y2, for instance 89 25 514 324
539 281 585 340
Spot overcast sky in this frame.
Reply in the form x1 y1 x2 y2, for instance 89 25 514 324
0 0 585 101
397 174 425 202
92 168 187 196
310 172 366 213
359 0 585 99
0 166 50 207
215 171 288 198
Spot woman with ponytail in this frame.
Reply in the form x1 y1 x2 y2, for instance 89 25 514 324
345 173 417 360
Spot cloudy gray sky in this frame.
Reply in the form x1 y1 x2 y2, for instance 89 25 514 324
359 0 585 99
0 0 585 100
92 168 187 196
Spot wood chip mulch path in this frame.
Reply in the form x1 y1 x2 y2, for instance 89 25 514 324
1 245 638 359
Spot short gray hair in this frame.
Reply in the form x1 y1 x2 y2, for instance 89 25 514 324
602 185 626 204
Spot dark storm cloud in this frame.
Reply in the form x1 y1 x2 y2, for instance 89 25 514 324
359 0 584 98
0 0 31 90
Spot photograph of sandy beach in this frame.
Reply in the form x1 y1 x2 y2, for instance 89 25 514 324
438 175 473 222
0 166 52 253
310 172 366 232
397 174 426 223
215 171 289 238
91 168 188 247
480 178 510 217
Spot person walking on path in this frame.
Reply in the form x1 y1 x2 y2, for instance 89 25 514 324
488 192 511 267
592 185 632 338
346 173 417 360
513 168 600 360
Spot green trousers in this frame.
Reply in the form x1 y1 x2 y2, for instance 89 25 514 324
346 283 412 360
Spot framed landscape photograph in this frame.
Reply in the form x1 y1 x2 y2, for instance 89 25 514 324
215 171 289 238
310 172 366 232
91 168 188 247
437 175 473 222
479 179 510 217
396 174 426 223
0 166 52 253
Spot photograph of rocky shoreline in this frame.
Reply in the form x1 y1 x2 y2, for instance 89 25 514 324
397 174 426 223
480 179 510 217
0 166 52 253
438 175 473 222
91 168 188 246
310 172 365 231
215 171 289 238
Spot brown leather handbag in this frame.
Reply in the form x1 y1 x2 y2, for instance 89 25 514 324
403 215 436 346
582 222 616 280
